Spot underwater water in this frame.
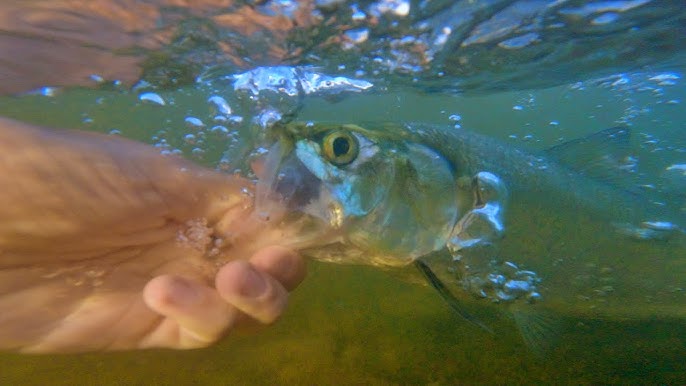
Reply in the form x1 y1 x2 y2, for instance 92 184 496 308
2 72 686 384
1 0 686 384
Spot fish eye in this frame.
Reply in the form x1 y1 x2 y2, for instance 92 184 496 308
322 130 359 166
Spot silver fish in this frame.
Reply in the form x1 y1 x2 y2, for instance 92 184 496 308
254 121 686 350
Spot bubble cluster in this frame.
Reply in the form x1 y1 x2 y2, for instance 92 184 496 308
232 66 373 97
458 260 543 304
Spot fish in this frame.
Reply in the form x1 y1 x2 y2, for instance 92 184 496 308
252 121 686 350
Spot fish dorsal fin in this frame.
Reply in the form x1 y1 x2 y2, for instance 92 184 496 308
545 126 637 186
415 257 493 333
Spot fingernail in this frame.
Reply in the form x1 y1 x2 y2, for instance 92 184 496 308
238 266 267 298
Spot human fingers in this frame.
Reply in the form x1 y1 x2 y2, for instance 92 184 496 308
248 246 306 291
141 249 302 349
142 275 237 349
215 259 290 325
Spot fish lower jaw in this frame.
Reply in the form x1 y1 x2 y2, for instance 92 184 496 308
302 244 417 268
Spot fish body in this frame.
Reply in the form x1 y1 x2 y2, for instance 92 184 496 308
398 123 686 320
257 121 686 326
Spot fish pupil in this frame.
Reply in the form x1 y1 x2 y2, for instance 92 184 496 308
333 136 350 157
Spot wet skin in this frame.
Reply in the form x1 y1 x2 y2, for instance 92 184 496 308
0 117 306 353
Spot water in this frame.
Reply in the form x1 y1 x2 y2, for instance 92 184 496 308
1 0 686 384
2 74 685 384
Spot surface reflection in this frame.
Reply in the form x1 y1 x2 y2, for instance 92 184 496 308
2 0 684 95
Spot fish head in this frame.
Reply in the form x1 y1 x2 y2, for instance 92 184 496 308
255 122 460 267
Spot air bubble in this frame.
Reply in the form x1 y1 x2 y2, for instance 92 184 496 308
208 95 232 115
89 74 105 83
139 92 166 106
32 87 60 97
210 125 229 135
228 116 244 125
183 134 196 144
185 116 205 129
591 12 618 25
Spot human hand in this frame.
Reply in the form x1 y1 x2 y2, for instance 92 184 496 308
0 118 305 353
141 246 305 351
1 245 305 353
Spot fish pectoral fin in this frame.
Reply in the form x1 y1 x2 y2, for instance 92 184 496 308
416 253 563 356
415 259 493 333
510 305 563 357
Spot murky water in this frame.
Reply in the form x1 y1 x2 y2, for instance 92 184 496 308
1 72 685 384
2 262 686 384
1 0 686 383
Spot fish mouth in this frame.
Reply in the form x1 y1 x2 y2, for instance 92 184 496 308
254 142 322 217
272 155 322 211
245 145 330 256
256 141 350 230
252 143 379 263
